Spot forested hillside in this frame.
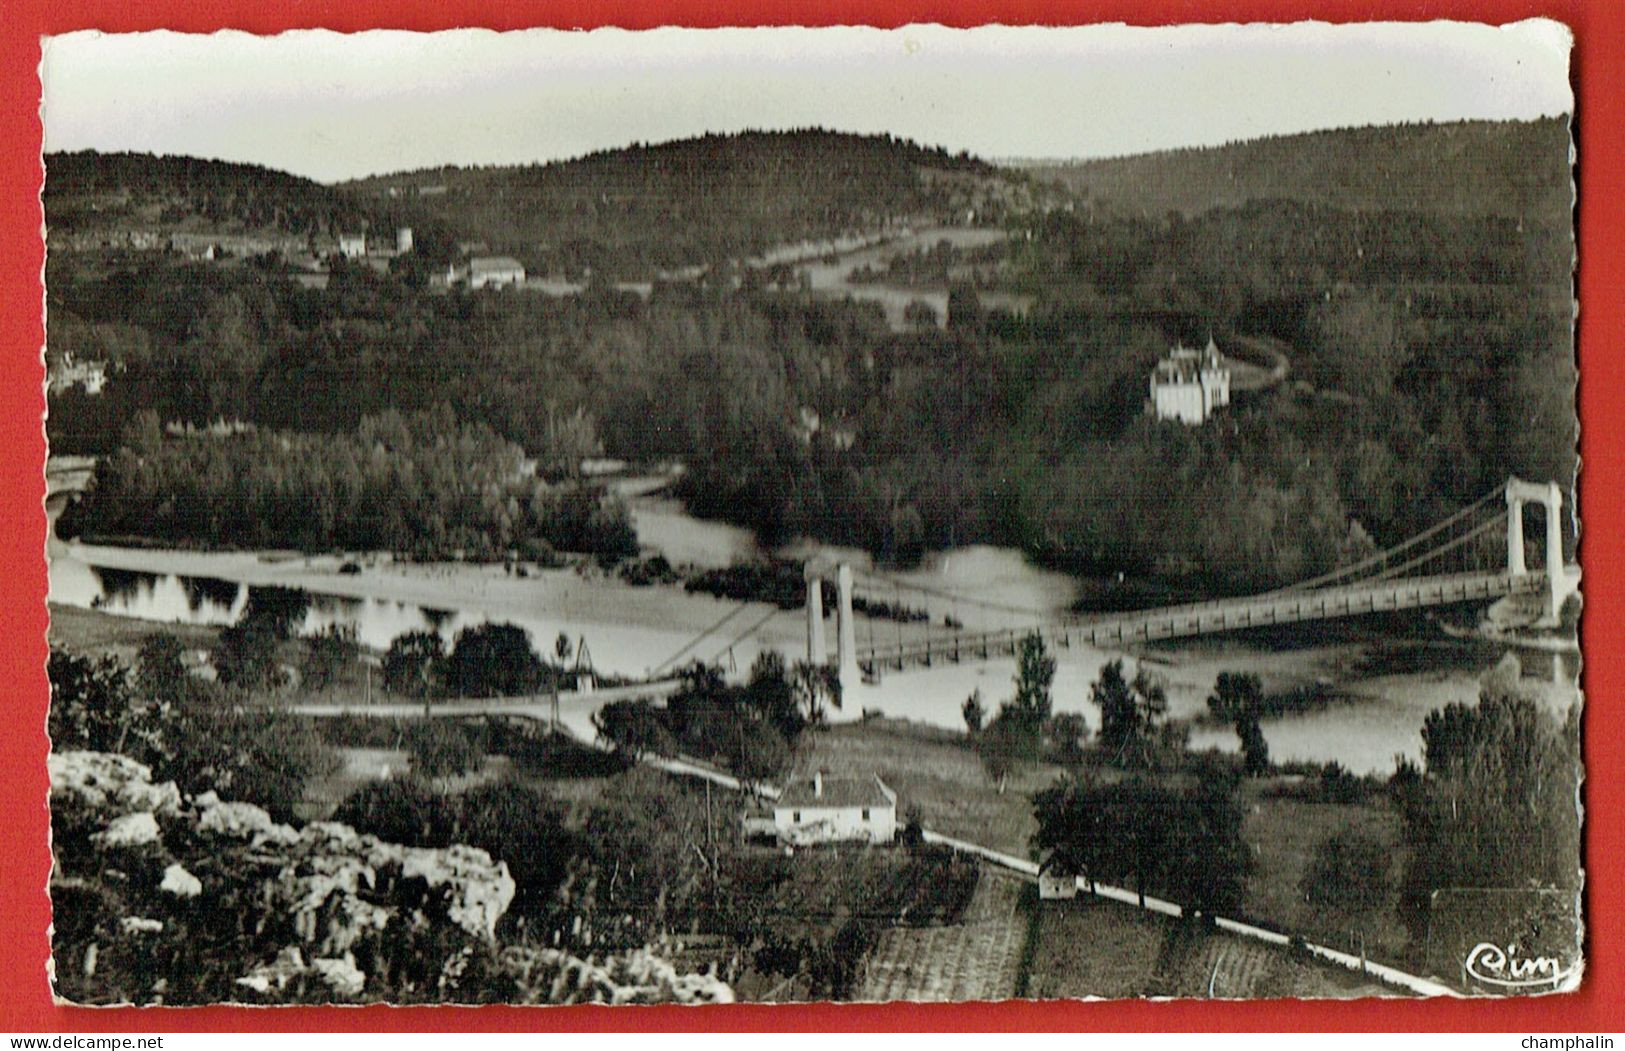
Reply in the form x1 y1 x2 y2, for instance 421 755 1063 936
345 129 1053 277
44 151 456 259
1026 118 1571 220
46 119 1575 592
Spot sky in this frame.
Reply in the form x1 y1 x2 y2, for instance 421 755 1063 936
39 22 1573 184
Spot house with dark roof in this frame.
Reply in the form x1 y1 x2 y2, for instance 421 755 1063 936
765 770 898 845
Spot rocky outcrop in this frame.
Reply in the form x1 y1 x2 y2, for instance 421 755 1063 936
496 946 735 1005
49 749 732 1006
49 751 181 817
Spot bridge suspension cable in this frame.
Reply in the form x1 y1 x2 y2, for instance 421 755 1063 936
702 604 784 667
1268 484 1506 594
649 602 753 675
1358 510 1509 585
851 567 1053 621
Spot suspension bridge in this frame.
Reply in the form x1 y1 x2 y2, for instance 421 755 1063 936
784 476 1580 690
282 476 1575 730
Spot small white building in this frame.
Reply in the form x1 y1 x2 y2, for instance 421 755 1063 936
1150 337 1230 425
338 234 368 259
1038 859 1080 900
458 256 527 290
765 771 897 845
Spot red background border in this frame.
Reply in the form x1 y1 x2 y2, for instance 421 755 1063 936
2 0 1618 1032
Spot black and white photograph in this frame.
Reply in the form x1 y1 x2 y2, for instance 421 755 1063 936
39 22 1581 1006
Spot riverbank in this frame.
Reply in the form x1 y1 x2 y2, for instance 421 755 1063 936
50 536 806 670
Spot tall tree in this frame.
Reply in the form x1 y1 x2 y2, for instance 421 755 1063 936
1032 772 1107 892
1208 671 1270 775
979 709 1040 794
1091 659 1140 759
1399 687 1581 939
1010 631 1056 728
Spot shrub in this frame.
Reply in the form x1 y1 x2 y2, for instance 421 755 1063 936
212 617 283 693
442 622 548 698
405 721 485 779
1317 761 1367 804
167 709 340 823
456 782 584 923
383 629 446 698
301 624 358 694
332 777 460 848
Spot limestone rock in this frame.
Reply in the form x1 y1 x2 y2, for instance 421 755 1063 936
497 945 735 1005
92 812 160 849
49 751 180 817
197 800 299 847
236 946 306 996
47 750 664 1005
311 956 366 998
397 844 516 939
160 863 202 898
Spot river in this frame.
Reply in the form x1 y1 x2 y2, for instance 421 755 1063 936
46 481 1580 776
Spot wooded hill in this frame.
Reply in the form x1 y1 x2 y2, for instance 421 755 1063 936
44 151 450 255
344 129 1053 277
1023 118 1572 221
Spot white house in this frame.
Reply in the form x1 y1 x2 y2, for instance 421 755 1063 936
338 234 368 259
762 771 898 845
1150 337 1230 425
460 256 527 290
1038 857 1080 900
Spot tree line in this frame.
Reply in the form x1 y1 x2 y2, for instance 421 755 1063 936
592 653 840 783
61 406 637 562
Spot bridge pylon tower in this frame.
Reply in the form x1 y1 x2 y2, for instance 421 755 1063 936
805 559 862 696
1504 476 1573 627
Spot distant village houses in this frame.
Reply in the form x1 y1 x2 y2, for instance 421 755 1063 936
336 227 413 261
47 354 110 397
168 231 309 260
746 771 898 846
1149 337 1231 425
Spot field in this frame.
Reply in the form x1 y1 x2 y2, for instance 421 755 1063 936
1241 789 1414 968
47 601 217 658
1025 894 1392 1000
810 717 1427 978
857 869 1028 1002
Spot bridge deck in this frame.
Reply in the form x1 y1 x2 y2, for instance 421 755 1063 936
857 570 1544 674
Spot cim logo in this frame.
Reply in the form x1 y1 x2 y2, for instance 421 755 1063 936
1465 941 1577 990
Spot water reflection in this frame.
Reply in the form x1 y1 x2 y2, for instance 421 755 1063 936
180 574 241 615
92 566 161 608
